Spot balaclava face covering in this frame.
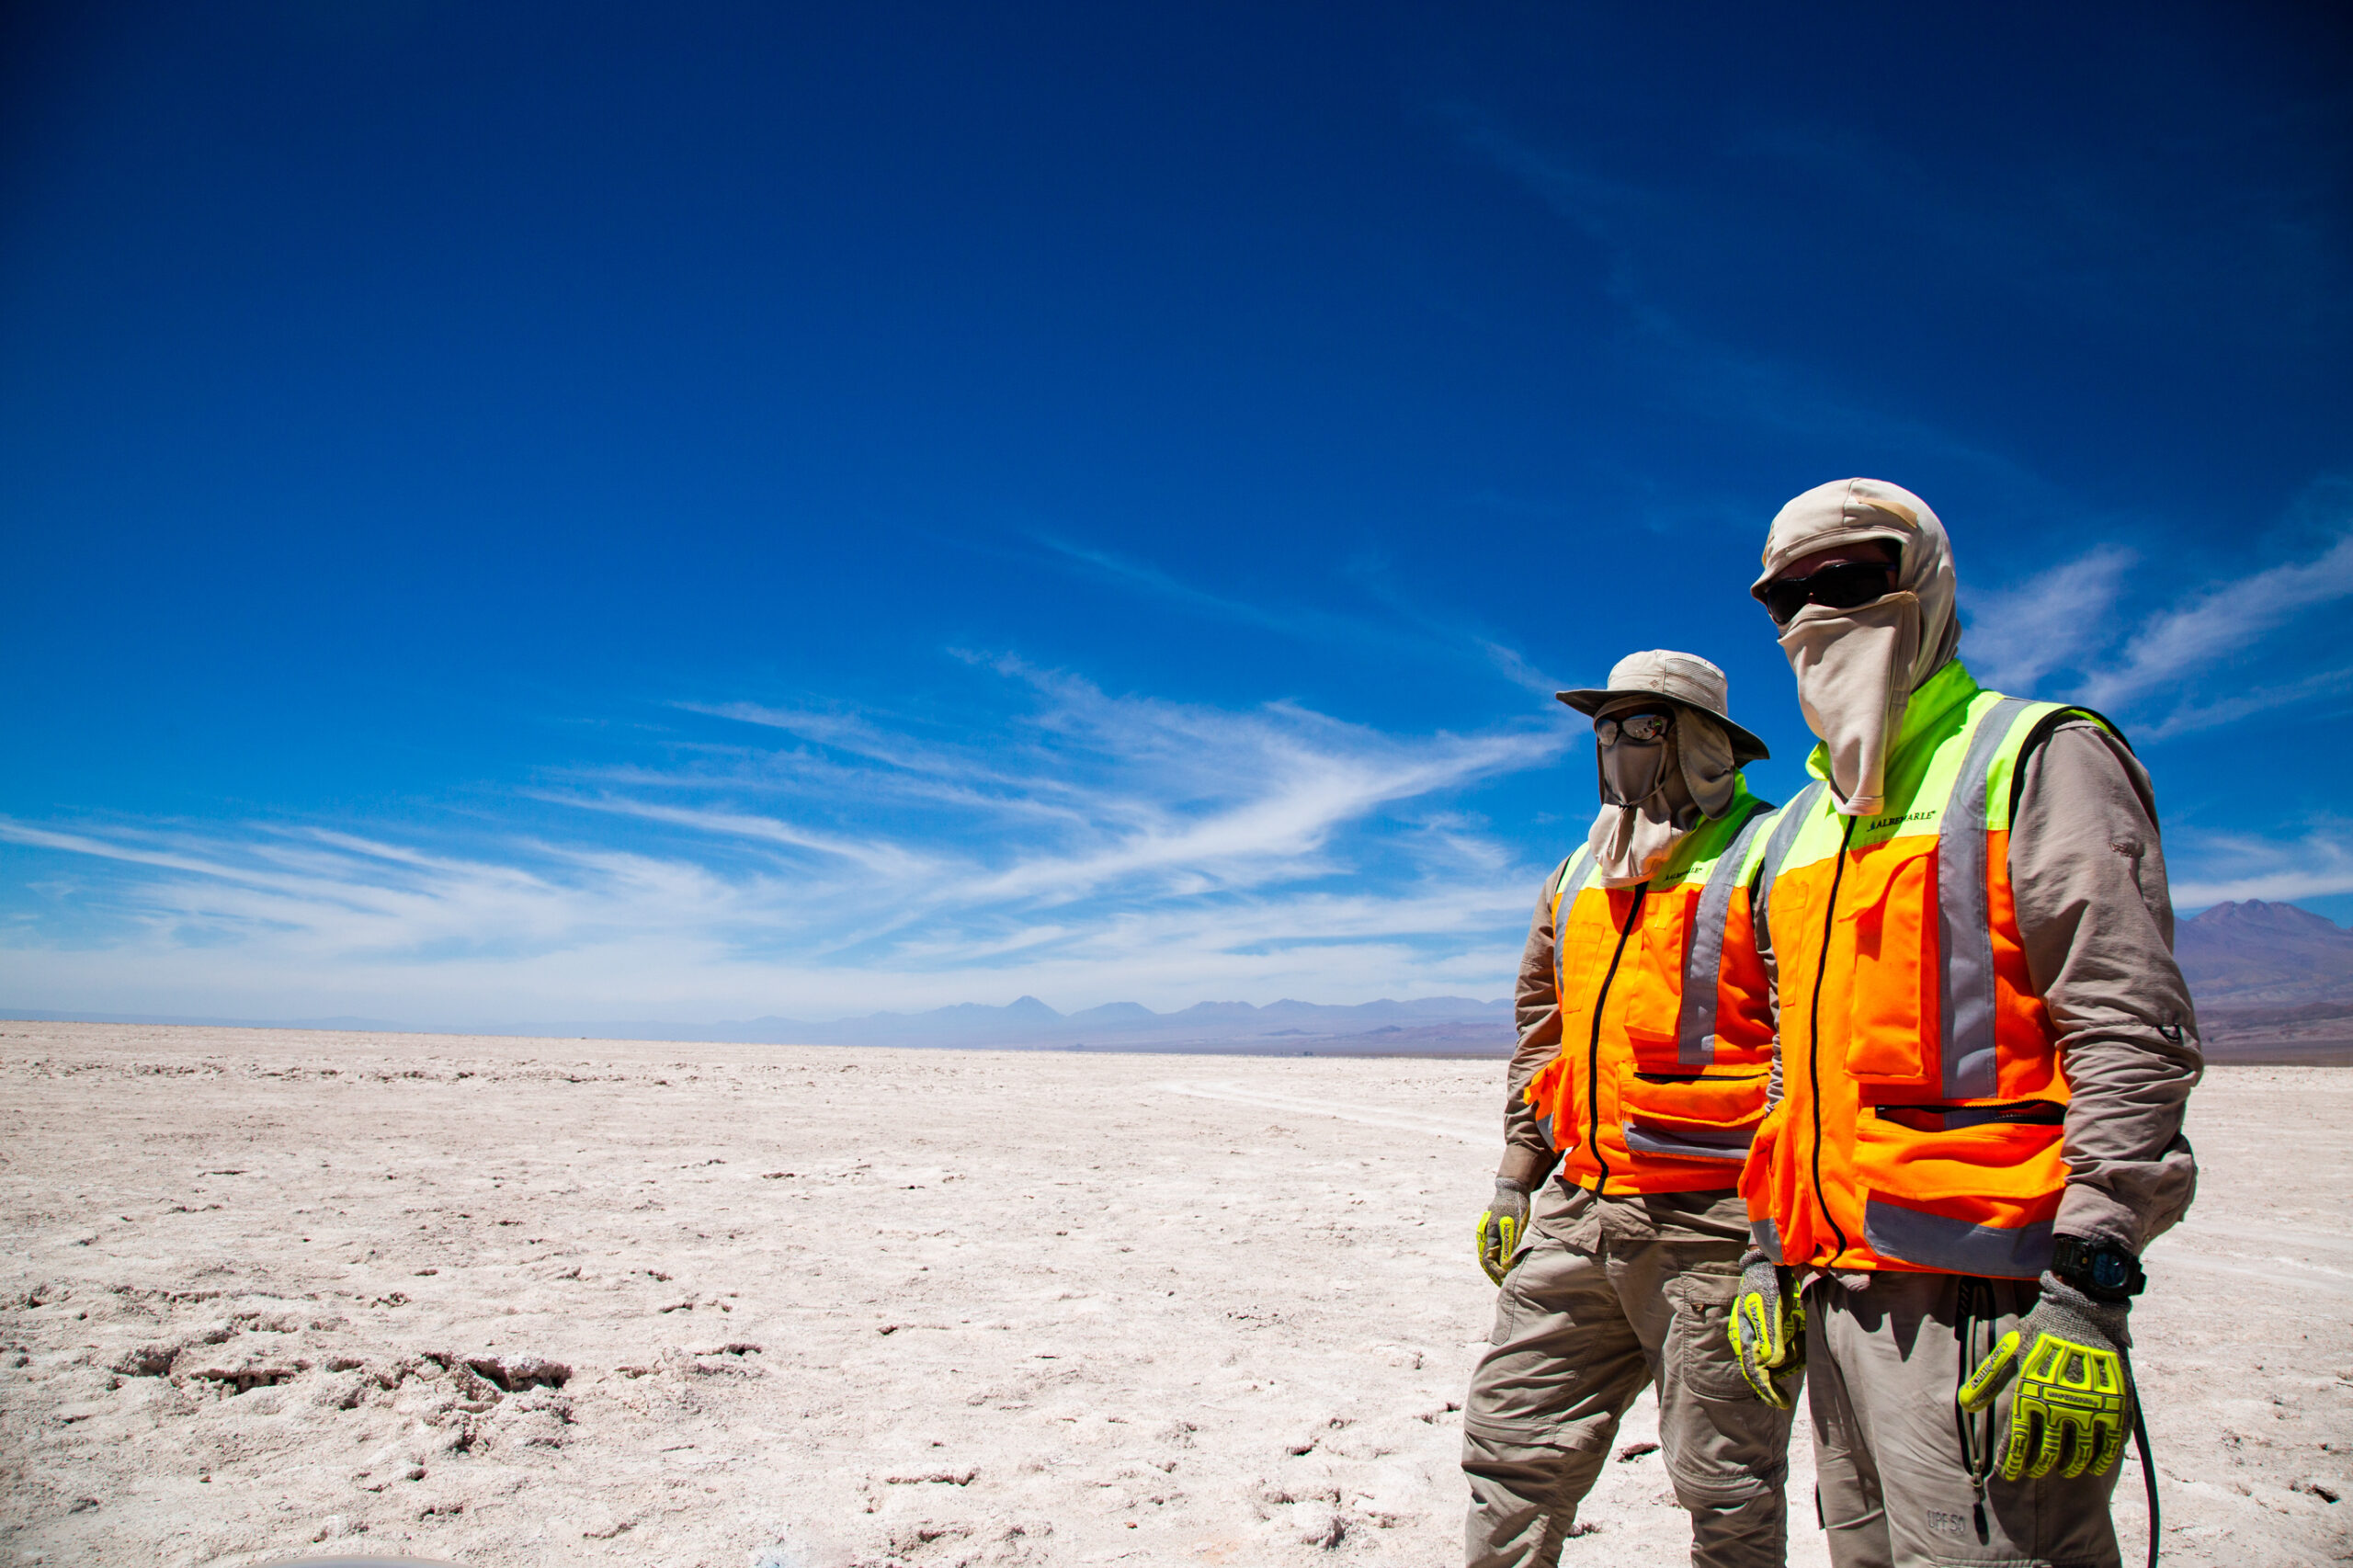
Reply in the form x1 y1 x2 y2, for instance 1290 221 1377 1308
1752 479 1961 818
1586 704 1742 887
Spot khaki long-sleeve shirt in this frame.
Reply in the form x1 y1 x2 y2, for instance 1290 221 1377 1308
1495 720 2200 1254
1999 720 2201 1251
1496 858 1574 1191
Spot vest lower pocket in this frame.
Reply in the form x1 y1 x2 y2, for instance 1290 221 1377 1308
1522 1051 1575 1147
1852 1108 2064 1277
1617 1067 1768 1161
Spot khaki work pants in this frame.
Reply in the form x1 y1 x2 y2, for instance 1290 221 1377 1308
1808 1271 2125 1568
1461 1188 1795 1568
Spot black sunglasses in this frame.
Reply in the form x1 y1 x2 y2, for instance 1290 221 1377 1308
1595 710 1671 745
1756 561 1899 627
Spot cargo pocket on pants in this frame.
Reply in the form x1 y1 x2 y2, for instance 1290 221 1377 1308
1664 1270 1753 1403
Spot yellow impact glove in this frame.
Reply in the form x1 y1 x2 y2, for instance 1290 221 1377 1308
1957 1278 2132 1481
1728 1253 1804 1408
1475 1179 1530 1285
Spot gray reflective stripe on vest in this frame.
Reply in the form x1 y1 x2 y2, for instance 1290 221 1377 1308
1673 801 1774 1067
1549 846 1597 1002
1752 781 1826 964
1621 1122 1755 1160
1862 1194 2052 1279
1936 697 2033 1101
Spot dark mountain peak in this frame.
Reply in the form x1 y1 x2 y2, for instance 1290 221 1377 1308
1395 994 1509 1017
920 996 1064 1021
1069 1001 1157 1022
2178 898 2353 1006
2189 900 2350 937
1172 1001 1265 1020
1256 999 1327 1019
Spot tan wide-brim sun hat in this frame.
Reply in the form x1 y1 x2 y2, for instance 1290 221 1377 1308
1555 649 1771 766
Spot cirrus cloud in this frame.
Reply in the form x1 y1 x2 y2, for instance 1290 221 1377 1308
0 659 1574 1024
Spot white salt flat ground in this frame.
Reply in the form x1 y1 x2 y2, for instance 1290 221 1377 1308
0 1022 2346 1567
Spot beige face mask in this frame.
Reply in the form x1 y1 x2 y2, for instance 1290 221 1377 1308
1587 729 1680 888
1755 479 1963 817
1777 592 1922 818
1584 709 1738 887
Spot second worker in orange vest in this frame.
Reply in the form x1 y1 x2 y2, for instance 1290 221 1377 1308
1731 480 2201 1568
1461 650 1795 1568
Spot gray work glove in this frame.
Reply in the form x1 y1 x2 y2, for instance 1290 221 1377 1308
1728 1249 1805 1408
1957 1275 2132 1480
1474 1179 1530 1285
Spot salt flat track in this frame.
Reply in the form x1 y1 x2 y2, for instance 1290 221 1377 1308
0 1023 2346 1566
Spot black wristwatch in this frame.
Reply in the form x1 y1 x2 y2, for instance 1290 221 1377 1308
2049 1235 2146 1304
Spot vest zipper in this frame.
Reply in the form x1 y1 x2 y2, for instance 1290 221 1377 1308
1586 883 1647 1198
1806 812 1859 1260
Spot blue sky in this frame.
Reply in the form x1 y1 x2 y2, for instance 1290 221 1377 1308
4 3 2349 1024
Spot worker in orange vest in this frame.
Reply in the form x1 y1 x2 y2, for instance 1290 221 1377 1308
1729 479 2200 1568
1462 650 1793 1568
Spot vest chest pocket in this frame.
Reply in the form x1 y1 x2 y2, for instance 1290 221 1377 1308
1555 888 1615 996
1840 840 1939 1090
1554 893 1614 1063
1620 887 1695 1066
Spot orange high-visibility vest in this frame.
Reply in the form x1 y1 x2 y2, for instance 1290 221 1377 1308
1524 778 1779 1196
1740 660 2117 1278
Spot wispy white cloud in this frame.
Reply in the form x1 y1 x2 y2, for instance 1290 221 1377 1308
0 660 1574 1021
1033 538 1357 644
2079 531 2353 710
1951 520 2353 739
1961 545 2137 693
549 796 944 880
1029 535 1574 706
2169 819 2353 909
1479 640 1571 699
2138 665 2353 743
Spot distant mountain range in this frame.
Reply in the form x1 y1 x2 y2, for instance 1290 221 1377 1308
552 994 1519 1054
2 994 1518 1057
11 900 2347 1063
2176 899 2353 1064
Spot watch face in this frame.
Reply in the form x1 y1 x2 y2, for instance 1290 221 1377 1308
2091 1253 2129 1290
